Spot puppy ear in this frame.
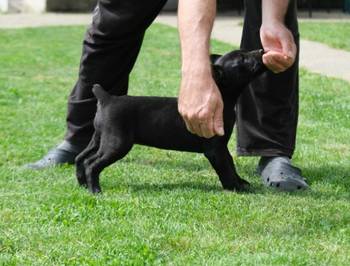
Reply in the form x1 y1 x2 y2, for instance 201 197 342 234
212 65 224 81
210 54 222 64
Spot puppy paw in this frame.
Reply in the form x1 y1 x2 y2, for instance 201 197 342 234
237 178 251 192
86 179 102 194
223 178 251 192
77 176 88 188
76 166 87 187
89 185 102 194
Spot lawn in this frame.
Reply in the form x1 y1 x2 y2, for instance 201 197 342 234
299 21 350 51
0 24 350 265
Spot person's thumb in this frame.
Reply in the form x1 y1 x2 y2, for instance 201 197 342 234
213 101 225 136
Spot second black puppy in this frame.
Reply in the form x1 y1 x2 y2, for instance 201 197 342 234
76 49 266 193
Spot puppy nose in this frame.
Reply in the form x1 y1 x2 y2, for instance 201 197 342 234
249 49 264 62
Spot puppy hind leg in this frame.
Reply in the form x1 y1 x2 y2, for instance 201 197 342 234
204 146 250 192
75 132 100 165
75 133 100 187
85 135 134 194
85 155 104 194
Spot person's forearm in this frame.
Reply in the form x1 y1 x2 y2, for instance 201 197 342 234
178 0 216 76
262 0 290 24
260 0 296 72
177 0 224 138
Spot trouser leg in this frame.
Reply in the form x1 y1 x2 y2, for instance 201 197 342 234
64 0 167 147
236 0 300 158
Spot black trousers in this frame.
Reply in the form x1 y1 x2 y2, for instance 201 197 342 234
65 0 299 158
237 0 299 157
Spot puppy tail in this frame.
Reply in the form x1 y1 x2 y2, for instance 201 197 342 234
92 84 110 104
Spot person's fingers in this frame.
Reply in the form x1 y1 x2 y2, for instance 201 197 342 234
190 119 203 137
180 110 197 135
199 122 213 139
181 114 194 134
185 121 196 135
196 109 215 138
178 76 223 138
280 30 297 69
213 101 224 136
260 23 297 73
280 31 297 61
273 53 294 69
268 55 290 71
263 51 294 73
202 113 215 139
263 54 282 73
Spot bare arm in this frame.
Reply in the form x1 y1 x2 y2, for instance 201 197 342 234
177 0 224 138
261 0 297 73
262 0 290 23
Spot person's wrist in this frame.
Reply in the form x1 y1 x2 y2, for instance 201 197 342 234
262 13 285 26
261 19 285 31
181 69 212 80
180 70 216 97
181 63 212 80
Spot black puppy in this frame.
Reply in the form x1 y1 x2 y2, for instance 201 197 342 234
76 49 266 193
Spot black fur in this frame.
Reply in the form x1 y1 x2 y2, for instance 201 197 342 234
76 49 267 193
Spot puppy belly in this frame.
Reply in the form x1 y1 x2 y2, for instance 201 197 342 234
135 129 205 153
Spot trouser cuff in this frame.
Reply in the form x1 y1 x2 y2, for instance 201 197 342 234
236 147 294 158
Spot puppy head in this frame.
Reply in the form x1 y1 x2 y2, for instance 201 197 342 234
211 49 266 90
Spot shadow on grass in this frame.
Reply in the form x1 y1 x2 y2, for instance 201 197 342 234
106 161 350 201
30 156 348 201
127 181 221 193
121 156 208 172
124 179 350 202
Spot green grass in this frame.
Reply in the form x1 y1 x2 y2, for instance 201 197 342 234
1 24 350 265
299 21 350 51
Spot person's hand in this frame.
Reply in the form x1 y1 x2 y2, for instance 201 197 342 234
260 21 297 73
178 71 224 139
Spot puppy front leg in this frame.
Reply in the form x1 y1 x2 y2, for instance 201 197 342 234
204 146 250 191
